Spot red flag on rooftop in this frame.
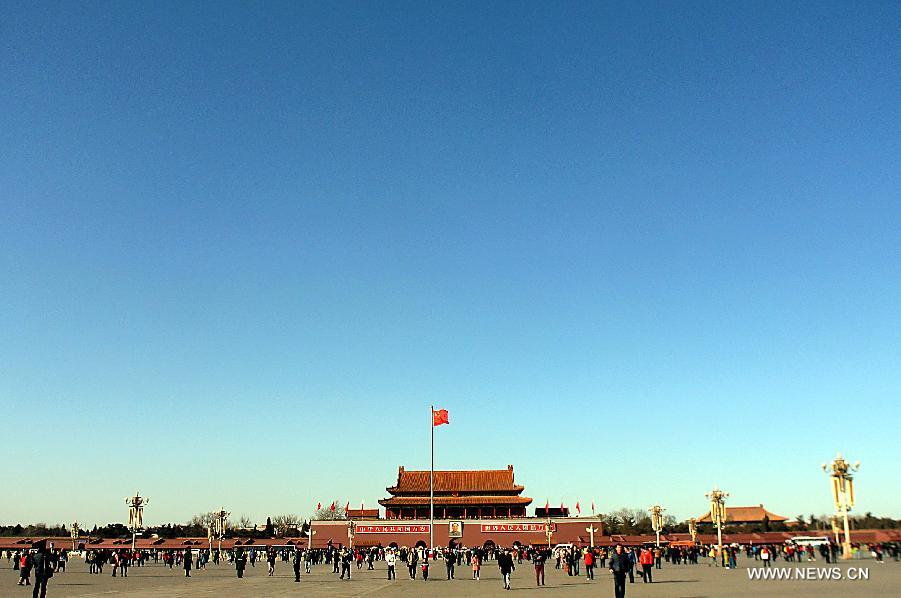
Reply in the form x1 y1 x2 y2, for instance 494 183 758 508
330 501 335 512
545 499 549 512
591 501 596 514
344 502 349 512
432 408 449 426
361 501 364 511
317 502 321 510
576 501 581 515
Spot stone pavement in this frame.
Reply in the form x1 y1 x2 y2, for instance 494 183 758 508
2 555 897 597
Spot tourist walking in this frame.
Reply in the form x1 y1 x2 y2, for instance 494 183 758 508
445 549 456 579
31 541 53 598
407 548 417 579
386 550 396 580
183 549 193 577
498 549 515 590
472 552 481 581
18 550 33 586
420 552 429 581
639 547 654 582
293 549 302 582
584 548 595 580
340 549 352 579
267 549 276 576
609 545 631 598
532 548 546 586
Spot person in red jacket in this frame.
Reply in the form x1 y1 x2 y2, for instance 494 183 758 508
639 548 654 582
583 549 595 581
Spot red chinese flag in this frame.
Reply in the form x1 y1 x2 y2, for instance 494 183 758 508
317 502 322 510
432 408 449 426
330 501 336 512
576 501 581 515
591 501 595 513
345 502 349 512
545 499 549 512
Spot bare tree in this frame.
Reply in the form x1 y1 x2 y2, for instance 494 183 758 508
313 500 347 521
271 514 302 536
189 512 215 528
236 515 254 530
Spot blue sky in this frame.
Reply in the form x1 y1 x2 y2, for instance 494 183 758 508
1 1 898 526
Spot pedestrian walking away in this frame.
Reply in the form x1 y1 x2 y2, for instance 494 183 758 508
609 544 631 598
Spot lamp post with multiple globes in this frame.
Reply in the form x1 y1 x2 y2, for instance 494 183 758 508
822 453 860 560
649 505 665 547
125 492 148 553
705 486 728 558
212 508 230 555
70 521 79 552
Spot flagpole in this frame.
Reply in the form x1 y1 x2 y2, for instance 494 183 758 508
430 405 434 550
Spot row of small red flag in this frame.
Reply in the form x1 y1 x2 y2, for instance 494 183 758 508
315 501 367 512
543 499 596 515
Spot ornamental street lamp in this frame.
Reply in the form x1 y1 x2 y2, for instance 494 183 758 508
125 491 148 553
829 515 841 547
822 453 859 560
347 520 356 549
705 486 728 558
649 505 665 547
212 508 230 555
688 518 698 544
585 524 598 548
70 521 80 552
544 516 554 551
307 525 317 553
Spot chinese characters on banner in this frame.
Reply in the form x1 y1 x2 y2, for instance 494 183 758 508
355 524 431 534
480 523 556 533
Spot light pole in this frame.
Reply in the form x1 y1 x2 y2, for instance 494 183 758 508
307 524 317 553
705 486 728 559
125 491 148 553
544 516 554 552
688 518 698 544
649 505 665 547
71 521 80 552
585 524 598 548
822 453 859 560
212 508 230 556
829 515 841 547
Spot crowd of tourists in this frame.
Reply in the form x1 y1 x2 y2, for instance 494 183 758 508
6 538 899 597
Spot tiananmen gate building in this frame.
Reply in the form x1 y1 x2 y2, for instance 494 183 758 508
310 465 603 549
379 465 532 520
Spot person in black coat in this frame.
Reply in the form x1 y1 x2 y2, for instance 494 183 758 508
293 548 302 582
235 548 247 578
497 549 515 590
31 540 54 598
445 549 456 579
609 545 632 598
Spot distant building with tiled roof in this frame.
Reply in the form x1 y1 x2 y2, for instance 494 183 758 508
379 465 532 520
695 504 788 525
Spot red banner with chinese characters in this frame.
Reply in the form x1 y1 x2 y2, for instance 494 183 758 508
355 524 430 534
480 523 555 533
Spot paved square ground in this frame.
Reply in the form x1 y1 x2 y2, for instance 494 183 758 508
3 555 897 597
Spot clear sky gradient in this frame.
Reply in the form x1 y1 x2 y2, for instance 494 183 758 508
1 1 899 527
